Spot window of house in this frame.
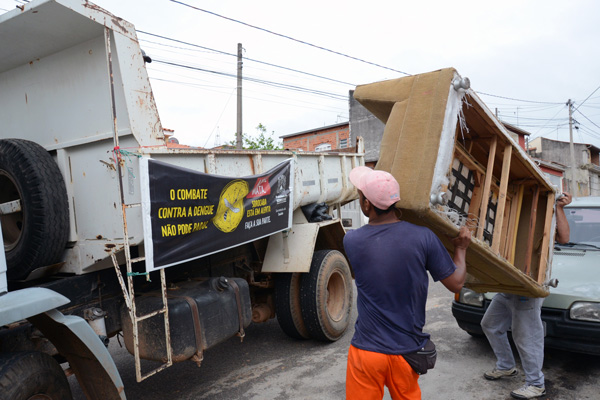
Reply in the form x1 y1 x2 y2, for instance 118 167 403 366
340 138 348 149
315 143 331 152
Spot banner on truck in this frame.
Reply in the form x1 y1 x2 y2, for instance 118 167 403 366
140 158 294 272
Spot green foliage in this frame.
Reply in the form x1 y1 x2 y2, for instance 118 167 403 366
229 123 283 150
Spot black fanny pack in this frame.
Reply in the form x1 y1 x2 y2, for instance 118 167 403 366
402 339 437 375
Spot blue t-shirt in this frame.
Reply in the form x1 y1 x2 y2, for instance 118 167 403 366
343 221 456 355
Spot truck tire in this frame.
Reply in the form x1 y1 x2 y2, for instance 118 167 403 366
300 250 353 342
0 139 69 280
0 351 72 400
274 273 310 339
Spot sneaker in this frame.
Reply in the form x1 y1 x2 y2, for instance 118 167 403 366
510 384 546 399
484 367 518 380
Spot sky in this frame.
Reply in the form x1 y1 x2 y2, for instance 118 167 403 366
2 0 600 149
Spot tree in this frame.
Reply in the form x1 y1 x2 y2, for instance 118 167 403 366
229 123 283 150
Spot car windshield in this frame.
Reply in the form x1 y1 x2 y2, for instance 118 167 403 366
556 207 600 250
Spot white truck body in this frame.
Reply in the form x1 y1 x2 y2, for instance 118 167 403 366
0 2 362 398
0 0 362 277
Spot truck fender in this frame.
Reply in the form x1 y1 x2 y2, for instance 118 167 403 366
262 219 348 273
28 309 126 400
0 287 70 326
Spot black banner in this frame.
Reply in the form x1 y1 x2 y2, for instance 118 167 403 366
141 158 293 271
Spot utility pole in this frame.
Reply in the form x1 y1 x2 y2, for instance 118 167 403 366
567 99 577 197
236 43 243 150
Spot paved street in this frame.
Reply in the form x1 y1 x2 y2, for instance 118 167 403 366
70 280 600 399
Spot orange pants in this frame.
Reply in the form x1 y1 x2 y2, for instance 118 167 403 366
346 345 421 400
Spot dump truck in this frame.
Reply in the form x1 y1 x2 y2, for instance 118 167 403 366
0 1 362 398
1 1 562 399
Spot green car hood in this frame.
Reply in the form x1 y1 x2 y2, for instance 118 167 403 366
482 248 600 309
544 248 600 309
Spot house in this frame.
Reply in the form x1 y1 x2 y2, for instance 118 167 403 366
528 137 600 196
280 121 361 229
280 122 350 152
502 123 566 192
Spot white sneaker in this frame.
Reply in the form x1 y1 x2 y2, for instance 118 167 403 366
510 384 546 399
484 367 518 380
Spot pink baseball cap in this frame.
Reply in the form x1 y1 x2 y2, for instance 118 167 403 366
349 166 400 209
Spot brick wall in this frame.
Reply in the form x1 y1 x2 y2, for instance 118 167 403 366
282 123 349 151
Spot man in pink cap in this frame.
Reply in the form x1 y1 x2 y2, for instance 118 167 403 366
344 166 471 400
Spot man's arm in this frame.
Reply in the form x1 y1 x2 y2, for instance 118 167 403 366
441 226 471 293
555 192 572 244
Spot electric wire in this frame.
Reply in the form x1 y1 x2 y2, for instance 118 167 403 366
579 126 600 141
203 88 235 148
476 91 563 105
151 76 347 116
528 104 568 141
153 59 348 101
142 29 579 129
137 30 356 86
576 109 600 131
168 0 411 77
138 6 599 145
573 84 600 113
140 11 595 127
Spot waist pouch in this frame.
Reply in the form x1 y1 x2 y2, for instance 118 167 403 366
401 339 437 375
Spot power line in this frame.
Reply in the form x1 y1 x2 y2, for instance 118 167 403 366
528 104 568 141
476 91 562 105
486 103 562 113
575 109 600 131
578 126 600 141
153 59 348 101
496 114 569 122
143 11 572 108
168 0 411 77
153 73 346 111
136 9 599 139
204 88 236 148
137 30 356 86
573 84 600 113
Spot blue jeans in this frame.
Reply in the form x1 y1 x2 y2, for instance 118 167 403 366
481 293 545 387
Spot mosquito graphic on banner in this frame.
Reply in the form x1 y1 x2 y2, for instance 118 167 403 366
140 158 293 272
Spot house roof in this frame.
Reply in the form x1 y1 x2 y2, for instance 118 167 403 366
279 121 349 139
166 141 197 149
531 157 566 171
501 121 531 137
534 136 600 153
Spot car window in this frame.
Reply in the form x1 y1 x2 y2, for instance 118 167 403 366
564 207 600 247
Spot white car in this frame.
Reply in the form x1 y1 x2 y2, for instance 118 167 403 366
452 196 600 355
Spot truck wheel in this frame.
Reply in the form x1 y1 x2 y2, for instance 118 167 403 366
0 351 72 400
0 139 69 280
274 273 310 339
300 250 353 342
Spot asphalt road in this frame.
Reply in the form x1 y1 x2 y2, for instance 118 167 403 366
70 280 600 399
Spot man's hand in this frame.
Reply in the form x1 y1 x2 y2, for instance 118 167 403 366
441 226 472 293
452 225 471 250
557 192 572 208
555 192 572 243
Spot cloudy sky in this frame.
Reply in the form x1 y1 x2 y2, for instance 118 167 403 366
2 0 599 149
